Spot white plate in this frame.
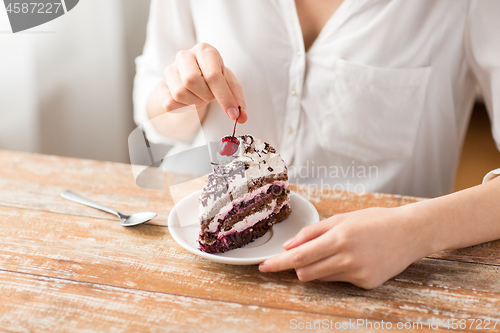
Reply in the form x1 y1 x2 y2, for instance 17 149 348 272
168 190 320 265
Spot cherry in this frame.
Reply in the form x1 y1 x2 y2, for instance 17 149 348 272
218 136 239 156
217 107 241 156
270 185 283 196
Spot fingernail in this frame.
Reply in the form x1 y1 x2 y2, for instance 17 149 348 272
259 262 268 272
283 237 294 248
227 107 239 120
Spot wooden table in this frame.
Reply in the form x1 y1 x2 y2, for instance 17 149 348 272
1 150 499 332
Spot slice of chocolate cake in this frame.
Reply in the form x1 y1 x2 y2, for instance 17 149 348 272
199 135 291 253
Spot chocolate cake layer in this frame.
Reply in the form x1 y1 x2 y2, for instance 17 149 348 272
199 204 291 254
246 173 288 193
200 186 290 233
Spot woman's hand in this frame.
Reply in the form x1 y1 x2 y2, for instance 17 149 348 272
259 205 433 289
154 43 247 123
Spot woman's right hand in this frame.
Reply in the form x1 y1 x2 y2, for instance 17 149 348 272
155 43 247 123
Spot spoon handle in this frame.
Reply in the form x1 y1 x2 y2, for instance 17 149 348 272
61 190 120 217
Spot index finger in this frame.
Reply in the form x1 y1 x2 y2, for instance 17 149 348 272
259 230 338 272
196 48 240 120
283 217 342 250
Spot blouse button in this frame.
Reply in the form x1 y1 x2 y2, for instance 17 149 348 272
287 126 293 134
290 90 297 96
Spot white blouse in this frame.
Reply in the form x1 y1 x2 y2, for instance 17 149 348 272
134 0 500 198
484 169 500 184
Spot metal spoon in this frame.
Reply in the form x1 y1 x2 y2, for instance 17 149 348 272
60 190 157 226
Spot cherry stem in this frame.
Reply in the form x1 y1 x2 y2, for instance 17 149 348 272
232 106 241 138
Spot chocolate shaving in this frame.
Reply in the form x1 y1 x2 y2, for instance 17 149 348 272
200 135 280 206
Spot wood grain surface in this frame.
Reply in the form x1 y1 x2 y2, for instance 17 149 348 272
1 149 499 332
4 270 415 333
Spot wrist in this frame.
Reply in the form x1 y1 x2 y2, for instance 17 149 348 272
147 80 167 120
397 200 445 260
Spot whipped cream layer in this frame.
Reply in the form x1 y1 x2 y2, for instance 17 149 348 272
230 135 287 178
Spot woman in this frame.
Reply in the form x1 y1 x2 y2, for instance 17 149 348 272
134 0 500 289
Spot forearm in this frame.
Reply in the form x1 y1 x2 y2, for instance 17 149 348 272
146 80 208 142
409 176 500 256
